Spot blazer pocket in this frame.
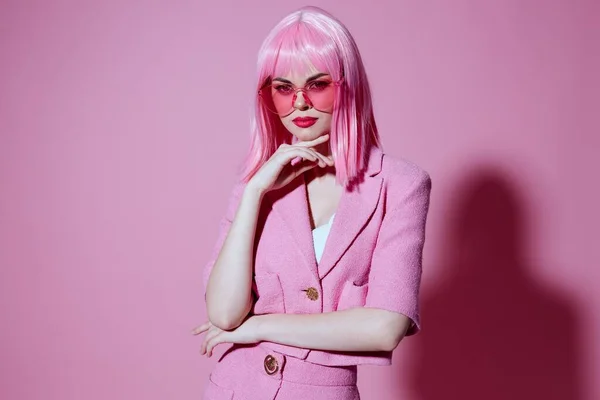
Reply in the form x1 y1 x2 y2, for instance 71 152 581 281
337 280 369 311
252 272 286 314
204 375 234 400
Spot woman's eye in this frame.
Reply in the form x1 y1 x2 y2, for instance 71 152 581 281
274 85 293 94
308 81 330 91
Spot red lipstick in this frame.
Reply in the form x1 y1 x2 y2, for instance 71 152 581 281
292 117 318 128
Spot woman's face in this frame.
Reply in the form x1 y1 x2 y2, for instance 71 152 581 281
270 67 335 142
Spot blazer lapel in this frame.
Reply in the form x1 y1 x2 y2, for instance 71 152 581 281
269 145 384 282
317 147 384 279
269 174 319 281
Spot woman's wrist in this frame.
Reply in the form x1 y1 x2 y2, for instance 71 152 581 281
244 179 268 199
252 314 268 342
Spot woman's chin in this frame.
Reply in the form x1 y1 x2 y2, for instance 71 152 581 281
289 127 327 142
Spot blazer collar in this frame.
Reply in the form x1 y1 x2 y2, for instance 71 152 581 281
268 146 384 281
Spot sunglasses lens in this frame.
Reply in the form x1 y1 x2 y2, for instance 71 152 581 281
271 88 296 116
304 81 336 113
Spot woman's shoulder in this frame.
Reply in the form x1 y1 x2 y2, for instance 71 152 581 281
376 150 432 211
378 149 431 188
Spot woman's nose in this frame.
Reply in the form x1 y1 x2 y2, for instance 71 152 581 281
293 91 310 111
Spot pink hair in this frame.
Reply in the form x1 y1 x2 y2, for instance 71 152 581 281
240 6 382 188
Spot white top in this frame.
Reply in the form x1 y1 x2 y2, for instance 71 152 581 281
312 213 336 264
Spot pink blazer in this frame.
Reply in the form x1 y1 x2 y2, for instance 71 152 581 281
202 145 432 366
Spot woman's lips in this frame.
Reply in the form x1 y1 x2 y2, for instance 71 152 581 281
292 117 318 128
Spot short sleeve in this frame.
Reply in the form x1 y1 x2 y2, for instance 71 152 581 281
364 170 432 336
201 180 246 300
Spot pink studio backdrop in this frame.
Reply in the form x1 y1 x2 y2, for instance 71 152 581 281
1 1 598 399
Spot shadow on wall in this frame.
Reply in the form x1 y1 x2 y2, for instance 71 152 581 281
407 167 582 400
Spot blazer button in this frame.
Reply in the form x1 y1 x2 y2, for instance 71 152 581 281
304 287 319 301
263 354 279 375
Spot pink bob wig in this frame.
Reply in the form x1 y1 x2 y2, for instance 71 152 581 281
240 6 382 188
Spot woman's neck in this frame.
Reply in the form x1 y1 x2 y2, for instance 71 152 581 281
304 136 336 184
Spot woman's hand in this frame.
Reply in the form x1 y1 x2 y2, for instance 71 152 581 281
191 316 263 357
248 134 334 194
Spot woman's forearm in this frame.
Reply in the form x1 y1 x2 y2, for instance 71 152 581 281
255 308 407 353
205 184 265 330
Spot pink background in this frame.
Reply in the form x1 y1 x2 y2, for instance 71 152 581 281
1 1 598 399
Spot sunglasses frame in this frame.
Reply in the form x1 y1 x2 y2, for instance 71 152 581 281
257 76 345 116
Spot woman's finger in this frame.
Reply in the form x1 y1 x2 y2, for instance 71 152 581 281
201 326 223 355
286 146 331 167
206 332 227 357
302 147 334 167
290 148 333 167
291 146 332 167
294 134 329 147
191 322 211 335
274 142 290 154
278 135 332 167
278 147 320 166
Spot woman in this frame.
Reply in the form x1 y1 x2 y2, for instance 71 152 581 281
192 6 432 400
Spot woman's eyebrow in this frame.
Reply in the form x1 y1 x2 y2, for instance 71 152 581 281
272 72 329 84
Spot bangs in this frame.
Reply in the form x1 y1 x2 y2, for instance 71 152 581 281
268 23 342 79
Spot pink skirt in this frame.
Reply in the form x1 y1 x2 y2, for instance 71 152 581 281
203 343 360 400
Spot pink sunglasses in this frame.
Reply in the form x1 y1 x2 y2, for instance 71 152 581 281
258 76 344 117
